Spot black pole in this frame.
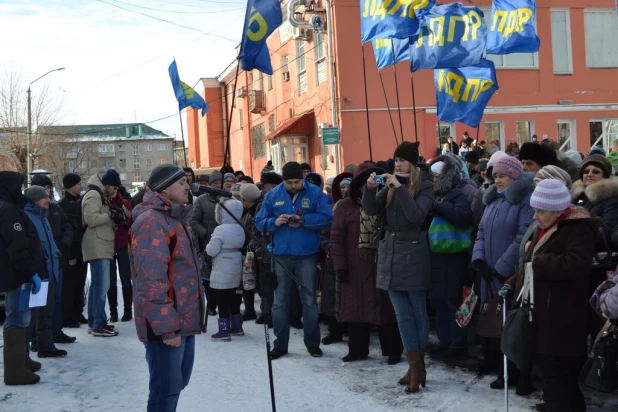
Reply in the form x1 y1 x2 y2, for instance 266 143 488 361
392 48 405 141
261 293 276 412
361 44 373 161
178 111 188 168
437 118 441 156
378 71 399 145
410 71 419 143
222 61 241 167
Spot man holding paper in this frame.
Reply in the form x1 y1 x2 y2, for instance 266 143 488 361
0 171 44 386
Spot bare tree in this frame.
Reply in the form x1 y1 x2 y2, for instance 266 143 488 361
0 69 64 174
42 136 99 190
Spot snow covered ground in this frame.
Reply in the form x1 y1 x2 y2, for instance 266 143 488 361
2 290 617 412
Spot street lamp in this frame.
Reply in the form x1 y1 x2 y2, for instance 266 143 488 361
27 67 65 184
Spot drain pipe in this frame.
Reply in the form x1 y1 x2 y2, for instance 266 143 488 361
289 0 339 174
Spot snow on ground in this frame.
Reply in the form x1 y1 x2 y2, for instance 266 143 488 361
2 288 617 412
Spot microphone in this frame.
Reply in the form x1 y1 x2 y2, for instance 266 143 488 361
191 184 232 199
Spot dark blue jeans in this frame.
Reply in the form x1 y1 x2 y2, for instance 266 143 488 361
388 290 429 352
271 254 320 351
52 269 63 337
3 285 31 331
145 335 195 412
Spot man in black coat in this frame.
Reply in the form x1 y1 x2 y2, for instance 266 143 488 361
31 174 75 344
58 173 88 329
0 171 44 385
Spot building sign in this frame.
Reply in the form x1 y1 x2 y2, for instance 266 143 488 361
321 127 340 145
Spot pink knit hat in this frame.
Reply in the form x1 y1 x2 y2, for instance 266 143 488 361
492 155 523 179
487 150 509 168
530 179 571 211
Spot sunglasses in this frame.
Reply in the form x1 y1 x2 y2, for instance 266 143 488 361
583 169 602 175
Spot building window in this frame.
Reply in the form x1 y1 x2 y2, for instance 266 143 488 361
258 72 264 91
98 144 114 153
119 159 126 168
485 121 504 149
118 144 125 152
516 121 535 146
436 123 455 153
249 72 254 92
134 172 141 182
557 120 575 151
132 144 139 156
282 55 289 82
146 158 152 165
104 160 112 169
159 157 170 164
584 10 618 68
145 144 152 152
551 9 572 74
251 123 267 159
133 158 140 170
268 114 275 132
238 109 243 130
268 74 273 90
157 143 168 151
315 33 327 85
296 40 307 94
482 8 538 69
119 173 127 181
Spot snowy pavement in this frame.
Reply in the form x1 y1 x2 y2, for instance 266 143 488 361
2 296 617 412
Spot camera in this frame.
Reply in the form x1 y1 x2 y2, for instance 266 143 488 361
374 175 385 185
287 215 304 224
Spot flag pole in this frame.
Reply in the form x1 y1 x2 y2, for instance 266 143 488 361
410 71 419 143
361 43 373 161
392 48 405 141
178 111 188 168
379 71 399 145
222 59 241 168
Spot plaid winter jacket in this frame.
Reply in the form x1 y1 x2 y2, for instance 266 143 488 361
129 190 205 343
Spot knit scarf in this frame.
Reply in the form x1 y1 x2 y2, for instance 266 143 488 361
358 199 376 260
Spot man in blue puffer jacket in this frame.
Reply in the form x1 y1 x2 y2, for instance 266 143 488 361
255 161 332 359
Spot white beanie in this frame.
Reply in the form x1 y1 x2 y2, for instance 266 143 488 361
430 161 445 175
487 150 509 168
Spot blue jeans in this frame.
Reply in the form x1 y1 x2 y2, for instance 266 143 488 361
88 259 111 331
145 335 195 412
272 255 320 351
52 269 63 337
3 286 31 331
388 290 430 352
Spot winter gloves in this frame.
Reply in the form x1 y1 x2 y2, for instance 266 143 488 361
31 274 41 294
473 260 497 283
336 270 349 283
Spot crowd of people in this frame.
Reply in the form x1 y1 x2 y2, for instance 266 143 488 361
2 136 618 411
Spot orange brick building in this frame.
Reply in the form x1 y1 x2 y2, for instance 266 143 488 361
187 0 618 179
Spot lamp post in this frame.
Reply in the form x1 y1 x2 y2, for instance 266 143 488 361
27 67 65 184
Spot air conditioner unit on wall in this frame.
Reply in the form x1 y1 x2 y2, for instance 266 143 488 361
236 86 247 98
293 27 312 41
317 123 330 137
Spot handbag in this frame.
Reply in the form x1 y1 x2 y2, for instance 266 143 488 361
456 285 478 328
580 319 618 393
476 281 504 339
501 262 536 374
592 227 618 272
428 215 471 254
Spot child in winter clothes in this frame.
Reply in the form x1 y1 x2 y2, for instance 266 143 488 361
206 198 245 341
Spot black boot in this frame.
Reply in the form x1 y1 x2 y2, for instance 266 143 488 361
3 328 40 385
121 287 133 322
242 290 257 320
108 285 118 323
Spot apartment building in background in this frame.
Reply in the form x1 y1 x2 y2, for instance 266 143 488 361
42 123 174 188
187 0 618 178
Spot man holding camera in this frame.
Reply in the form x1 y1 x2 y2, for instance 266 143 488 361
255 162 332 359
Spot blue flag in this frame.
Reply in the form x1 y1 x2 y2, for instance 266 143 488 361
411 3 487 72
435 59 498 127
361 0 435 43
238 0 282 75
372 38 410 70
168 60 208 116
486 0 540 54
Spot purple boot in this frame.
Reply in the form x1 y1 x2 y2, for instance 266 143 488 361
230 314 245 336
211 318 231 342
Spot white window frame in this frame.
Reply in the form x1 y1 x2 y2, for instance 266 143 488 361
556 119 576 151
145 144 152 152
314 33 327 86
134 172 141 182
485 120 505 149
550 8 573 75
436 122 456 153
296 40 307 95
133 157 140 170
157 143 168 151
583 9 618 69
248 72 254 92
481 7 539 69
516 120 536 146
132 144 139 156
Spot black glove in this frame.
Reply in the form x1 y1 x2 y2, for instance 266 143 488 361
110 207 126 226
498 284 514 300
473 260 494 282
336 270 349 284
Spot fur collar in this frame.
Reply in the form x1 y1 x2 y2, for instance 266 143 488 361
429 155 460 195
571 177 618 205
533 206 599 254
483 172 535 206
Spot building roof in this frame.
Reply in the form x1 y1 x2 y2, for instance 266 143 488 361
39 123 170 142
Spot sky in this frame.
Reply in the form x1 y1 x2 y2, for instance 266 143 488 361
0 0 247 140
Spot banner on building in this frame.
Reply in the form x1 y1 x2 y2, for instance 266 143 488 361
168 60 208 116
411 3 487 72
372 38 410 70
486 0 540 54
239 0 283 75
361 0 434 43
435 59 498 127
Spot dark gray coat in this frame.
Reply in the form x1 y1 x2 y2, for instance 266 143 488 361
190 193 219 251
362 167 434 292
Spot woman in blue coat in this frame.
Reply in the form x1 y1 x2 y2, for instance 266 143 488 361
471 154 534 391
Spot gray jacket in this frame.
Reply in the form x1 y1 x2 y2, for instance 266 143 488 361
362 167 434 291
190 193 218 250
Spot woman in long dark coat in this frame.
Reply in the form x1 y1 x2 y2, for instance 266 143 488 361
330 162 402 363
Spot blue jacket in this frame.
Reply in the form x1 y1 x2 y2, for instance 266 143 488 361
24 202 61 283
255 181 332 256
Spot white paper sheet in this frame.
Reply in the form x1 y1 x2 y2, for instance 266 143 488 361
29 281 49 308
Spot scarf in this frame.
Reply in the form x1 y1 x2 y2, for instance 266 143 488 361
359 199 376 260
537 208 571 241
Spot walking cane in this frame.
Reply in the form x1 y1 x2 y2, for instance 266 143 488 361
502 296 509 412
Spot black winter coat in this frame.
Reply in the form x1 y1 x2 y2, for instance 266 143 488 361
0 172 45 293
571 178 618 248
59 192 83 260
48 200 72 265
